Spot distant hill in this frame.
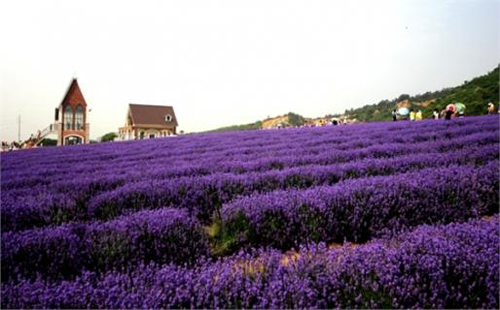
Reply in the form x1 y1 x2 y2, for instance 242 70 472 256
202 65 499 133
204 112 308 133
345 66 499 121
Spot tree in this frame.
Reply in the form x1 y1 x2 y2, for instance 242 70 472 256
397 94 410 102
287 112 306 127
101 132 118 142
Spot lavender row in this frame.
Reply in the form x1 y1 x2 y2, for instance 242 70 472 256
1 207 209 282
2 217 497 309
3 143 496 233
220 161 499 252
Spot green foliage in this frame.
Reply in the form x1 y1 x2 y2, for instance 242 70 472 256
209 214 253 257
286 112 306 127
205 121 262 133
38 138 57 146
346 66 499 122
101 132 118 142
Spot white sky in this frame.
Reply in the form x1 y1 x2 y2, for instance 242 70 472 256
0 0 498 140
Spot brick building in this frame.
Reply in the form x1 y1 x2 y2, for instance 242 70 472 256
55 79 90 145
33 78 90 146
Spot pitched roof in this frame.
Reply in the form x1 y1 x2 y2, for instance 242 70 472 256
59 78 87 108
128 104 178 127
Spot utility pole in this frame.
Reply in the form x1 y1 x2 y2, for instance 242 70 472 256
17 115 21 142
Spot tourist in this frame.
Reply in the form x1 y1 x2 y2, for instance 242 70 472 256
455 102 466 118
392 110 397 122
445 103 456 120
433 108 439 120
445 109 453 120
409 109 416 121
487 102 495 115
416 110 422 121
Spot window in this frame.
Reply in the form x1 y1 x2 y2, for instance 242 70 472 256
64 105 73 130
75 105 84 130
165 114 172 122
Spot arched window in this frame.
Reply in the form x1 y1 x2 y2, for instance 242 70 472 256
75 105 84 130
165 114 172 122
64 105 73 130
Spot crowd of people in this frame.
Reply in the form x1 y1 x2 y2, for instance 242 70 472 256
1 130 42 152
392 101 497 122
1 141 22 152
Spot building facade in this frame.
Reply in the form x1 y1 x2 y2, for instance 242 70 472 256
118 104 178 140
55 79 90 145
31 78 90 146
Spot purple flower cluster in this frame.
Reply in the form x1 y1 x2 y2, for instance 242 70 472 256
1 207 209 281
2 217 497 309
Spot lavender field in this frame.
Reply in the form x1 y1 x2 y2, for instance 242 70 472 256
1 116 499 309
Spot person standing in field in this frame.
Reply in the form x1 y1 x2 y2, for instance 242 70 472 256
409 109 416 121
445 109 453 120
392 110 397 122
487 102 495 115
445 103 456 120
455 102 466 118
433 108 440 119
416 110 422 121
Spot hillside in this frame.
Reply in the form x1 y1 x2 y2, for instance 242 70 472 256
203 66 498 132
346 65 499 121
